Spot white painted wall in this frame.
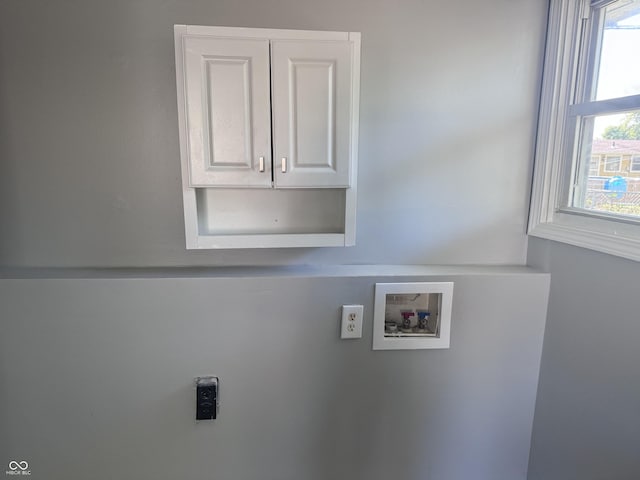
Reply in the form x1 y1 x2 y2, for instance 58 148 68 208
0 0 547 267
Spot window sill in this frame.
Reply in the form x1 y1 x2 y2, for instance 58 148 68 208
528 212 640 262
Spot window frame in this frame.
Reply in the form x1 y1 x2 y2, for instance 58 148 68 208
529 0 640 262
631 155 640 172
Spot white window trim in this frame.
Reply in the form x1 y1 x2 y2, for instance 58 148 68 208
631 155 640 172
529 0 640 262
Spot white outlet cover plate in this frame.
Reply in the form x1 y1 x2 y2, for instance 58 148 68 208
341 305 364 339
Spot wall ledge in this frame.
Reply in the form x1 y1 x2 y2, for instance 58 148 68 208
0 264 546 280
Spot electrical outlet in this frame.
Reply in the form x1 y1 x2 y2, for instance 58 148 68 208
195 376 218 420
341 305 364 339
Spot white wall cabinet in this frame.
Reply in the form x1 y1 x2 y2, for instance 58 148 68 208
174 25 360 248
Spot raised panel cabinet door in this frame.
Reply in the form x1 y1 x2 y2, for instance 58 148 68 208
271 40 353 188
182 36 272 187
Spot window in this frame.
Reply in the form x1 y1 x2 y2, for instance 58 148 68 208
632 155 640 172
604 155 621 172
529 0 640 261
589 155 600 175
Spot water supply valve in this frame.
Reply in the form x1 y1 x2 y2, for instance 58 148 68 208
400 310 415 332
416 310 431 332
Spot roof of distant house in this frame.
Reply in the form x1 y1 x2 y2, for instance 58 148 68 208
592 139 640 155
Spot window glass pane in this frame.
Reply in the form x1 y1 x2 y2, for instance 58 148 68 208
595 0 640 101
604 155 621 171
589 155 600 175
573 110 640 218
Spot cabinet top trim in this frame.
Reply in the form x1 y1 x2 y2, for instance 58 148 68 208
175 25 360 42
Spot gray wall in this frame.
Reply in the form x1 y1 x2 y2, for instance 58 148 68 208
0 1 553 479
0 270 549 480
527 238 640 480
0 0 547 267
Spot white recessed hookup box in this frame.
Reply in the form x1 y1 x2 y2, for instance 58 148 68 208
373 282 454 350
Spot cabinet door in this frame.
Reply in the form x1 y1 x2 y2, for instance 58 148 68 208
182 36 272 187
271 40 353 188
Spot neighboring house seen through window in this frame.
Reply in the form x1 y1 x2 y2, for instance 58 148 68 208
589 155 600 175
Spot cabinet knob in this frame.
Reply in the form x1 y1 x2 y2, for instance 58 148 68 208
281 157 287 173
259 156 265 173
